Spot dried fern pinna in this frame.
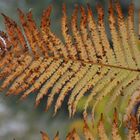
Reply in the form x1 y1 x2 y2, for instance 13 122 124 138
40 110 140 140
0 0 140 139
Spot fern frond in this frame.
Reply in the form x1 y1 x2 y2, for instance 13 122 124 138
7 57 44 95
112 109 121 140
40 131 50 140
127 115 139 140
98 114 108 140
106 72 138 112
62 4 77 59
124 89 140 123
14 58 53 95
41 7 60 58
39 111 138 139
108 1 127 66
35 60 72 107
1 55 32 90
17 9 39 57
80 6 96 61
71 5 88 61
70 66 108 116
127 3 140 67
26 11 49 57
67 129 81 140
115 1 136 68
0 1 140 131
21 59 62 99
83 120 94 140
55 63 91 115
0 54 25 80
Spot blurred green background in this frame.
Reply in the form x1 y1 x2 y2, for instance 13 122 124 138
0 0 140 139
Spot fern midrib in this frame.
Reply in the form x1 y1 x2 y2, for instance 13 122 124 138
38 54 140 72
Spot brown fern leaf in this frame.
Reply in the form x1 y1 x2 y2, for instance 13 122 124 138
40 111 139 139
0 1 140 127
112 108 122 140
40 131 50 140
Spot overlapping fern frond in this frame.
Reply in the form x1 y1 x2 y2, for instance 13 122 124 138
40 111 139 140
0 0 140 127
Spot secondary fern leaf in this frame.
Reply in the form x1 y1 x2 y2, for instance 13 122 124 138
40 112 139 140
